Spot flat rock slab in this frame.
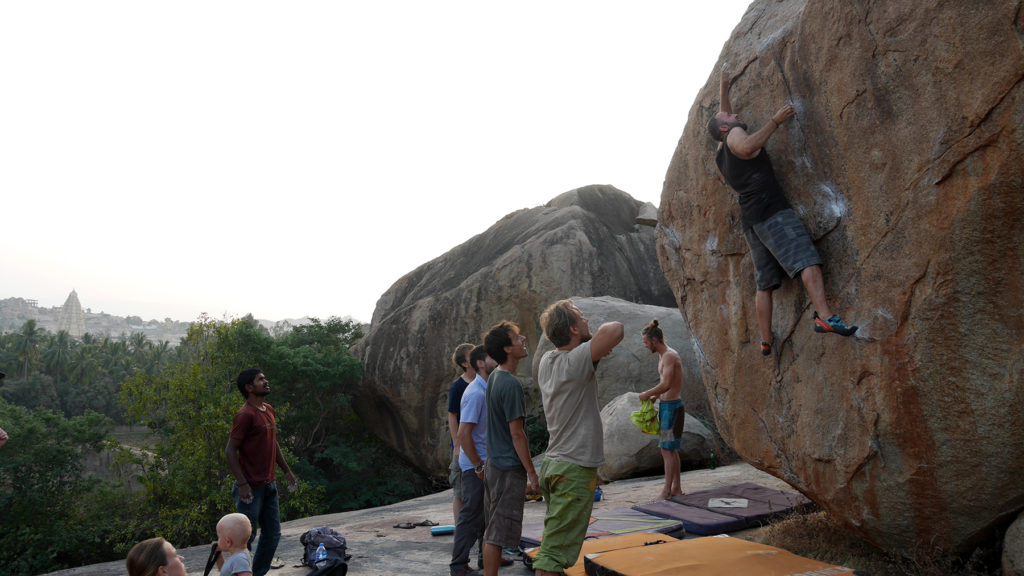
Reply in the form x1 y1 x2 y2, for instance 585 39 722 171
45 463 794 576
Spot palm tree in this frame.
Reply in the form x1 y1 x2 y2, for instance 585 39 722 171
13 319 43 378
68 345 101 387
147 340 171 375
128 331 149 357
43 330 74 382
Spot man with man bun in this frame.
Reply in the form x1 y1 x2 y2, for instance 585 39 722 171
638 318 684 500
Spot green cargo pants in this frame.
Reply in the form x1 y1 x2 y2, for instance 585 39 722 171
531 459 598 573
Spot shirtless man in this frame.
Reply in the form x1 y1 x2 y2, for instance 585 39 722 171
638 319 684 499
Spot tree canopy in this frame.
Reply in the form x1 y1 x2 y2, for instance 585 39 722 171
0 315 429 575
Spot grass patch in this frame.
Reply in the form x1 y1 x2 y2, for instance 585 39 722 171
755 510 1000 576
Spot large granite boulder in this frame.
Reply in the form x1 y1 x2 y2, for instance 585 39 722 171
530 296 710 425
655 0 1024 557
599 391 714 482
355 185 677 475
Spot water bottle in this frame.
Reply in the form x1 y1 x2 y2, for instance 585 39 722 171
314 542 327 565
710 449 717 470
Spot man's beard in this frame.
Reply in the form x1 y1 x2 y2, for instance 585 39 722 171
252 389 270 397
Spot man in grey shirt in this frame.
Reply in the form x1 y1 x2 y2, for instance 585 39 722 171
532 300 624 576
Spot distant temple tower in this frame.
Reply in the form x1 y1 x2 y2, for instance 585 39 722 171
57 289 87 338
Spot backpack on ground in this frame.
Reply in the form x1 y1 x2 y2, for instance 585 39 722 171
300 526 349 575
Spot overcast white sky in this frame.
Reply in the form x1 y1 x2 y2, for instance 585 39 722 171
1 1 749 325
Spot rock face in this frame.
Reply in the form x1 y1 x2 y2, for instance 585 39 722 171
355 185 677 475
655 0 1024 557
599 391 713 482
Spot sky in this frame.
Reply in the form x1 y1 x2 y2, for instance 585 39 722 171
1 1 750 325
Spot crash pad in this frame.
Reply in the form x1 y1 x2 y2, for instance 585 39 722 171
631 482 813 536
584 534 860 576
520 507 683 547
525 531 677 576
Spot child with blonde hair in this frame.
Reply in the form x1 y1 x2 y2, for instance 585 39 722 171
216 512 253 576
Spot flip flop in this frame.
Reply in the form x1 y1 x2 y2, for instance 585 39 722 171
413 519 438 526
393 522 415 529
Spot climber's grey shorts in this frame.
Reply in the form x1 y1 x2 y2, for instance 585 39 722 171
744 208 822 291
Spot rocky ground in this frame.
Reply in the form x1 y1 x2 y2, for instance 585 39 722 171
46 462 798 576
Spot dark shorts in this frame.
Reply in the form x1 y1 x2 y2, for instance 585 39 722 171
483 463 527 549
744 208 822 291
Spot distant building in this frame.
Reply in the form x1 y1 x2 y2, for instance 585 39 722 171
57 289 87 338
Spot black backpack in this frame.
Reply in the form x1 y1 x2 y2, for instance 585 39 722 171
300 526 349 576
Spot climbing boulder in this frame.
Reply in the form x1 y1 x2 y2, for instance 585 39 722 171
656 0 1024 557
355 185 676 475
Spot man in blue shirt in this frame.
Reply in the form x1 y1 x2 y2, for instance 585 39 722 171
450 345 497 576
447 343 476 523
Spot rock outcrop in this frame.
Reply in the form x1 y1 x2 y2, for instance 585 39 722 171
656 0 1024 557
599 391 713 482
355 185 677 475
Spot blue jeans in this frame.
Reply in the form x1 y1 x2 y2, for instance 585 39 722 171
233 481 281 576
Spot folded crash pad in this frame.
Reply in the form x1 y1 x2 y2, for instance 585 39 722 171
584 534 859 576
525 531 677 576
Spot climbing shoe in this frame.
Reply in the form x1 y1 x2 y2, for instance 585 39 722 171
760 340 772 356
813 312 857 336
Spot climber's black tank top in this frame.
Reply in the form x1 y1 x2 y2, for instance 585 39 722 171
715 141 791 230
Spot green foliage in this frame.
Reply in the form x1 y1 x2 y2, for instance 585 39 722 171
0 321 177 423
0 314 430 572
0 399 123 575
526 410 550 456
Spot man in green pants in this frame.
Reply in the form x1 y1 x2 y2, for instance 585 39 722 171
532 300 624 576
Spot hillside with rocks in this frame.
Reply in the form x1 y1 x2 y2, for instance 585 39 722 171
0 297 193 343
0 296 320 344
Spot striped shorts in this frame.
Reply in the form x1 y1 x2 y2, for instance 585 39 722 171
744 208 822 291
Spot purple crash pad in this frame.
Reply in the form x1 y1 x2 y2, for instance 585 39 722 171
631 483 814 536
631 500 749 535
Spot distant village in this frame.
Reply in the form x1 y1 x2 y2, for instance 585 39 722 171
0 291 194 344
1 292 354 349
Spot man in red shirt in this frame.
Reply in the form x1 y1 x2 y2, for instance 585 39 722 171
226 368 297 576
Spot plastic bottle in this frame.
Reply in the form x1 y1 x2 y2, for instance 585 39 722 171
314 542 327 565
710 449 717 470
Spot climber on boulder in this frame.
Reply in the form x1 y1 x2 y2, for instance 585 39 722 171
706 63 857 356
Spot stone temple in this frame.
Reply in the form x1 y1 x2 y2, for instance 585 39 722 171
57 289 87 338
